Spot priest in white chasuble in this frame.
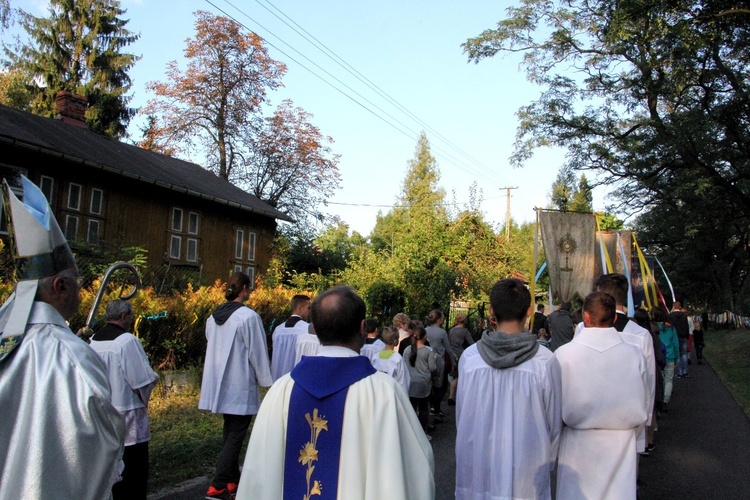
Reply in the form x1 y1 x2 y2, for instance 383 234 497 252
237 286 434 500
455 278 562 500
555 291 650 500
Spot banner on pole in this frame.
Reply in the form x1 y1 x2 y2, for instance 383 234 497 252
539 211 596 302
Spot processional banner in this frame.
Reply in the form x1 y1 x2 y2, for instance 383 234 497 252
539 211 596 302
594 230 633 277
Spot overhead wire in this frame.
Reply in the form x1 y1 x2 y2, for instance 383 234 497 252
252 0 497 179
203 0 508 187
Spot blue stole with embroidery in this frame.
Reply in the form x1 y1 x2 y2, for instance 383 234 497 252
283 355 376 500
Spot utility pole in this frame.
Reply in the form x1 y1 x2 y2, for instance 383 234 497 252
502 186 518 242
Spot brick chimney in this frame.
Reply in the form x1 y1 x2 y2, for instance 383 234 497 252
55 91 88 128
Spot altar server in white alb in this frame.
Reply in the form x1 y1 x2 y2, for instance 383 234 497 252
370 326 411 393
271 294 311 381
554 291 650 500
199 271 273 499
237 286 434 500
0 176 124 500
455 278 562 500
595 273 656 455
90 299 159 499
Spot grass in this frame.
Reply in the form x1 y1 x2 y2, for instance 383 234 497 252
146 369 261 493
704 328 750 417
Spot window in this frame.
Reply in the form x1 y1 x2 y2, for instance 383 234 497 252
233 265 243 274
172 208 183 232
169 235 181 259
87 220 100 244
90 188 103 215
246 267 255 288
235 229 244 259
68 183 82 210
187 238 198 262
188 212 199 235
65 215 78 240
40 176 54 204
247 232 256 261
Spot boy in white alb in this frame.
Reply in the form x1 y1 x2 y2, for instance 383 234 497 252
371 326 410 393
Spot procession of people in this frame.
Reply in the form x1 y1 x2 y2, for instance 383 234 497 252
0 176 717 499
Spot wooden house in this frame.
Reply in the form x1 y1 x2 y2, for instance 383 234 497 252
0 96 292 286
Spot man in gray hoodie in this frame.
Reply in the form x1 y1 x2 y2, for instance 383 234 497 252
455 278 563 499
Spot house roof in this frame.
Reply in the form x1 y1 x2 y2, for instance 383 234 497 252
0 104 293 222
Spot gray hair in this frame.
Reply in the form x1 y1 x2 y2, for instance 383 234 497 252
105 299 133 321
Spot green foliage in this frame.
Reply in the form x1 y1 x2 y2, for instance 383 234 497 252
465 0 750 312
7 0 139 137
598 213 624 231
365 281 405 323
549 167 592 212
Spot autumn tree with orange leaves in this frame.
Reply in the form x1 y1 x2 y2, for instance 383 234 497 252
243 99 341 224
145 11 340 225
145 11 285 181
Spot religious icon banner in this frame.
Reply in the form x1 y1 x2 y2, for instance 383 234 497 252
594 230 633 277
539 211 596 302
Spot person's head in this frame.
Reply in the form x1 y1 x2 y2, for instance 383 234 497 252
633 308 651 331
489 278 531 325
225 272 252 302
311 286 366 347
537 303 545 313
380 326 399 348
571 307 583 326
538 327 549 340
105 299 134 331
582 291 616 328
35 266 81 321
651 306 669 323
407 319 423 333
290 294 311 321
673 300 682 310
454 312 467 326
393 312 409 330
364 318 379 337
595 273 629 307
409 326 428 366
426 309 444 326
559 301 572 312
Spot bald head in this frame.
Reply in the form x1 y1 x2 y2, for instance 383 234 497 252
311 286 366 346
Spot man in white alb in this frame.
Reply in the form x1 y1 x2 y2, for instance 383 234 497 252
271 294 310 381
455 278 562 499
555 291 649 499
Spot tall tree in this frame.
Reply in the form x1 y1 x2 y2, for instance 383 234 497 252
242 99 341 224
8 0 139 137
549 167 592 212
145 11 286 181
465 0 750 310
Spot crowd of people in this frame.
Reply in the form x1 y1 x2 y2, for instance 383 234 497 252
0 176 708 499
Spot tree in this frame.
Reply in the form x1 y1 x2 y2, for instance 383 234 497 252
549 167 592 212
0 68 33 111
465 0 750 311
8 0 139 137
242 99 341 224
145 11 286 181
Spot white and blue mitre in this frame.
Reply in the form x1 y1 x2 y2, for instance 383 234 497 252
0 175 76 361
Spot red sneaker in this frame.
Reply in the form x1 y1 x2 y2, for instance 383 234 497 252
206 485 229 499
227 483 238 494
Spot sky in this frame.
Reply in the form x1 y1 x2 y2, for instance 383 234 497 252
10 0 608 236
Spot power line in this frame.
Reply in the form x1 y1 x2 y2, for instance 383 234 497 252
252 0 498 179
203 0 509 186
